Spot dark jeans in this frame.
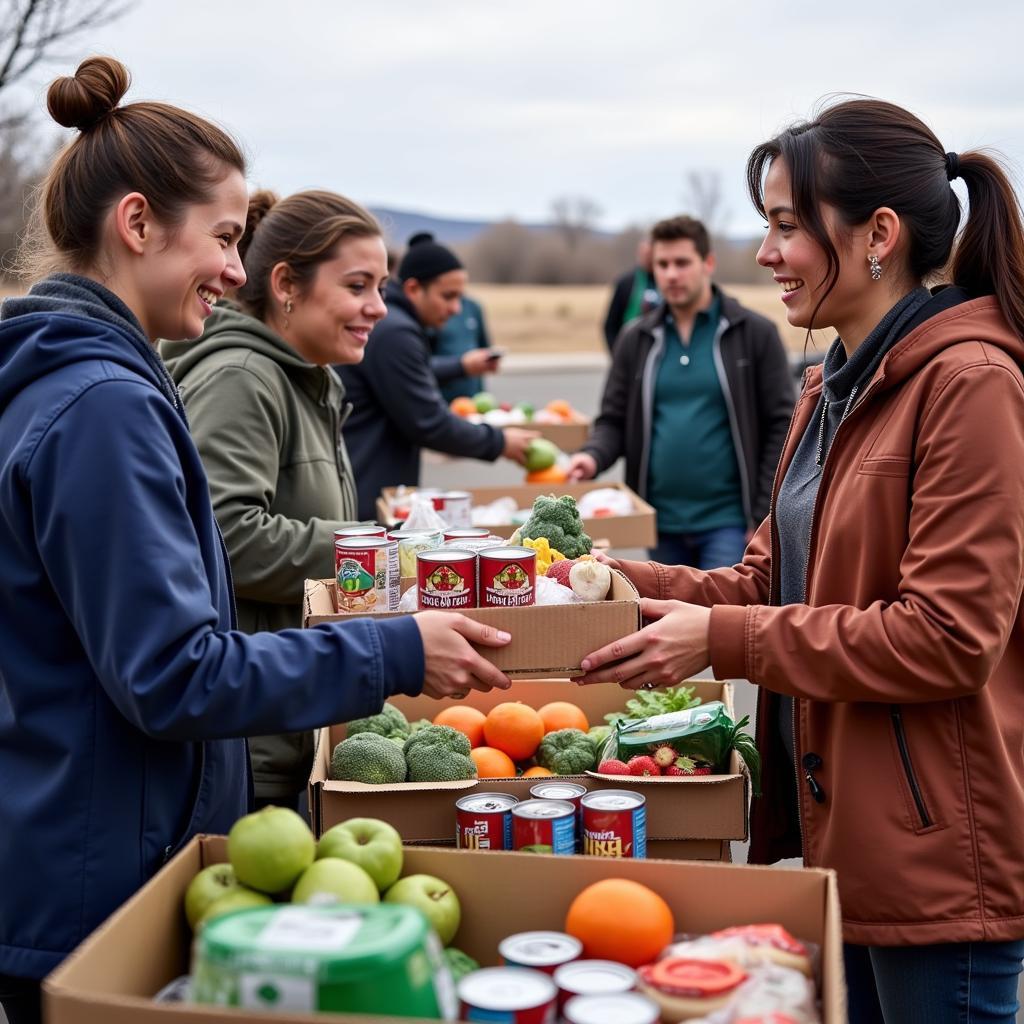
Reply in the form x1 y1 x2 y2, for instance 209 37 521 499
0 973 41 1024
845 939 1024 1023
649 525 747 571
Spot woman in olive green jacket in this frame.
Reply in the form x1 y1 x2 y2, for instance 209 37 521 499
161 189 388 806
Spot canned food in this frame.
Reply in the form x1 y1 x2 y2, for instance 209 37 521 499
581 790 647 858
479 546 537 608
455 793 518 850
416 549 477 610
334 523 386 549
457 967 557 1023
335 537 399 612
500 932 583 974
387 530 444 578
443 527 491 543
530 782 587 852
554 959 637 1011
511 799 575 856
563 991 660 1024
431 490 472 529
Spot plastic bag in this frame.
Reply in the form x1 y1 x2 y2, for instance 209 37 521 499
403 493 447 533
470 497 518 526
577 487 634 519
398 586 418 613
602 701 762 794
536 574 582 606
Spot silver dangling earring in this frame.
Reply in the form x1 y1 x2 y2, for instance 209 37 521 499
283 298 293 328
868 255 883 282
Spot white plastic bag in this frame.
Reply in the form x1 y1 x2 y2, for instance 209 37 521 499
577 487 634 519
536 574 582 606
403 493 447 533
470 496 518 526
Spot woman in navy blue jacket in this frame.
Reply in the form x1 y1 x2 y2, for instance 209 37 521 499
0 57 511 1024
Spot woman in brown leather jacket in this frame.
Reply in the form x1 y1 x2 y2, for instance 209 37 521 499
580 98 1024 1022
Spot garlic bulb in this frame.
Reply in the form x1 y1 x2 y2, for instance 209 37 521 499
569 558 612 601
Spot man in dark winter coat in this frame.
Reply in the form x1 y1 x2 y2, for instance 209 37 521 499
570 216 794 568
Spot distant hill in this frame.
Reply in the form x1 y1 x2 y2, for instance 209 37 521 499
369 207 549 247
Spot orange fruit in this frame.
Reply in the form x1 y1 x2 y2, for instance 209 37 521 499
521 766 554 778
484 703 545 761
525 465 569 485
433 705 486 748
546 399 573 421
538 701 589 734
471 746 517 778
450 396 477 417
565 879 675 967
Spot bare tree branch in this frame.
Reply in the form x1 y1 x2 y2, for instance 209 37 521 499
681 169 729 236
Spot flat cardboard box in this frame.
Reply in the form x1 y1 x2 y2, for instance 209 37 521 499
377 481 657 550
302 570 641 679
310 680 748 845
44 835 846 1024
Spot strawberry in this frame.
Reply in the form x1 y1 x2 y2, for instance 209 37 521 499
627 755 661 777
545 559 575 588
670 756 713 777
651 744 677 770
597 758 630 775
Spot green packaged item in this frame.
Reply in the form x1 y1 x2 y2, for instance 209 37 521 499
191 903 456 1018
604 701 762 795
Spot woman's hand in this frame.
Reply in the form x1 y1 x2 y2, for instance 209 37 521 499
576 599 712 689
414 612 513 699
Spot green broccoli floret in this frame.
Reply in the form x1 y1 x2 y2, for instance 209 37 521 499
519 494 593 559
536 728 598 775
443 947 480 982
408 718 433 735
403 725 477 782
330 733 407 784
345 703 410 741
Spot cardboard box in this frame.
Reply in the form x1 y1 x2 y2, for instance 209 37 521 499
302 571 642 679
377 481 657 550
310 680 749 846
532 415 590 451
44 835 846 1024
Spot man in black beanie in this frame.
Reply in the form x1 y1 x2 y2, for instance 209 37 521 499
337 233 537 520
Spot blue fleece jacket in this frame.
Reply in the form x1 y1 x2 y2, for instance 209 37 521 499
0 274 425 979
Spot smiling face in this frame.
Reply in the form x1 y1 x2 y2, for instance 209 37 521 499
134 168 249 341
405 268 467 329
283 234 389 366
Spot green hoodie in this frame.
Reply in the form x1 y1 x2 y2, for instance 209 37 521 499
160 304 360 798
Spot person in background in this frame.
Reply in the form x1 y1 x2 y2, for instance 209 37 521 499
0 58 511 1024
602 238 660 350
337 233 535 520
160 189 386 812
580 99 1024 1023
431 286 499 402
570 215 794 569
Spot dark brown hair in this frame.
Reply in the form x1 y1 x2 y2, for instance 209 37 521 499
650 215 712 259
747 97 1024 340
17 56 245 278
236 189 382 321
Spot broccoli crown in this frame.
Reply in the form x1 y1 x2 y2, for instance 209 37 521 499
402 724 471 758
536 728 598 775
443 947 480 982
403 724 477 782
345 703 410 740
520 495 592 559
330 733 407 784
408 718 433 735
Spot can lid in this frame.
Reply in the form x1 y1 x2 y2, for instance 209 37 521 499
512 798 575 819
456 793 519 812
563 991 661 1024
478 546 536 559
554 958 637 994
417 547 476 562
639 957 746 998
530 782 587 801
335 536 392 548
499 931 583 966
458 966 556 1010
197 904 431 981
580 789 645 810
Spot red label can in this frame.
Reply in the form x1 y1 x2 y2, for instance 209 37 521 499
431 490 472 529
334 537 399 612
416 549 477 610
457 967 557 1023
530 782 587 851
455 793 518 850
479 546 537 608
500 932 583 974
443 527 491 543
581 790 647 858
512 799 575 855
333 526 387 572
554 960 638 1013
562 992 660 1024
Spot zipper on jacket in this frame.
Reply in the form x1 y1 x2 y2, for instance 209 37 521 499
636 324 666 499
801 752 826 803
891 705 932 828
711 317 753 526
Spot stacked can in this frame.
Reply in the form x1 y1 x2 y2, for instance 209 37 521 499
499 932 582 974
530 782 586 852
334 536 399 612
416 549 477 609
553 960 638 1015
387 528 444 578
511 799 575 855
479 546 537 608
580 791 647 858
443 527 491 544
457 967 557 1023
416 546 536 610
455 793 518 850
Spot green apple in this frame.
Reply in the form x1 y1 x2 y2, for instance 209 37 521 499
291 857 380 906
184 863 245 930
317 818 403 892
197 886 272 928
524 438 559 473
516 402 535 422
384 874 461 946
227 806 315 894
473 392 497 414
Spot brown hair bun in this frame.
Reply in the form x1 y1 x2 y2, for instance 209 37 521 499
47 56 130 131
239 190 279 263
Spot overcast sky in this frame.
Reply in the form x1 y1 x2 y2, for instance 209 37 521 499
11 0 1024 236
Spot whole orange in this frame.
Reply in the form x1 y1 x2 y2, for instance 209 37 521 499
525 465 569 485
484 703 545 761
538 701 589 734
565 878 675 967
470 746 517 778
433 705 486 748
450 396 477 417
521 766 554 778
